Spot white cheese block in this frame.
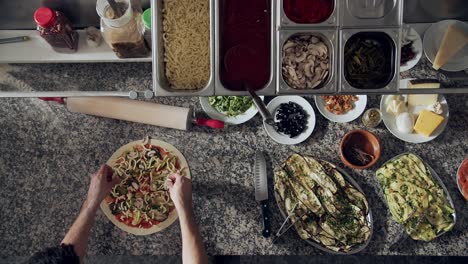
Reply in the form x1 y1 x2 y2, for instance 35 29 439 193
408 94 439 107
407 80 440 107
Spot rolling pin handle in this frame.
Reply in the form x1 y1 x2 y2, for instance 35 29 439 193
38 97 65 104
195 118 225 129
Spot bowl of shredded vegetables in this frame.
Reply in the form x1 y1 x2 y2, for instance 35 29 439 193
199 96 262 125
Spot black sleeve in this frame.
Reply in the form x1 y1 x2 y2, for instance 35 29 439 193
25 244 80 264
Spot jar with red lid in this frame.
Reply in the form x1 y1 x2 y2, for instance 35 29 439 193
34 7 79 53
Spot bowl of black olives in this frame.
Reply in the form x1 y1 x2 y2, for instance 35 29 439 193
264 96 316 145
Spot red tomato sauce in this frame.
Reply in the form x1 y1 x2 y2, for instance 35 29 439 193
114 213 161 229
219 0 271 91
284 0 334 24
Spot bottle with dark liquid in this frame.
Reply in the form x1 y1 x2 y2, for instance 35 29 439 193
96 0 149 58
34 7 79 53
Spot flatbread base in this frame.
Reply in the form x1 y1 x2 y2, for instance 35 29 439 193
100 138 191 236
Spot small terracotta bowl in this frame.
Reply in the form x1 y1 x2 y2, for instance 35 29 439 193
340 129 381 169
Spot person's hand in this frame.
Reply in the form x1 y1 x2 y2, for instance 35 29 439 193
166 173 193 215
86 164 121 209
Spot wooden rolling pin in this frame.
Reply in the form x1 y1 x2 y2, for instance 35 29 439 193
40 97 224 130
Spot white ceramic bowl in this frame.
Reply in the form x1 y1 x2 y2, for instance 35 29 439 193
200 96 262 125
264 96 316 145
400 26 423 72
314 95 367 123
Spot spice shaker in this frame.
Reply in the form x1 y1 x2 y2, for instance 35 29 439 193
33 7 79 52
96 0 150 58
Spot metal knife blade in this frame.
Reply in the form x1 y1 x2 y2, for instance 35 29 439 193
254 151 268 201
254 151 271 237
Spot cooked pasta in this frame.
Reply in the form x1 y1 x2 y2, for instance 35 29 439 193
105 141 185 229
162 0 210 89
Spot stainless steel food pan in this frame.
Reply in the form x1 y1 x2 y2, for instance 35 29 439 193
340 0 403 28
277 29 338 95
339 28 400 93
278 0 339 28
152 0 215 96
214 0 276 96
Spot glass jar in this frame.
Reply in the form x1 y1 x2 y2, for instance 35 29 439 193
33 7 79 53
96 0 150 58
362 108 382 128
142 8 152 49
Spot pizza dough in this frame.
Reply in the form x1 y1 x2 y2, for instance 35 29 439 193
100 138 190 235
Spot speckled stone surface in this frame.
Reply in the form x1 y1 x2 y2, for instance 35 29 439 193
0 63 467 260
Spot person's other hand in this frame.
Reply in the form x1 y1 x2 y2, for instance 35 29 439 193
166 173 192 214
86 164 121 208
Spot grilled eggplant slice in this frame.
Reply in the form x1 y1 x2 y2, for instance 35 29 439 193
273 154 372 253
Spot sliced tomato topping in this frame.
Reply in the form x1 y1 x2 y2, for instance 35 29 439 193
105 196 115 203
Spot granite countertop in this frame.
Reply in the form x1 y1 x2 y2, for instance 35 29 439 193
0 63 467 259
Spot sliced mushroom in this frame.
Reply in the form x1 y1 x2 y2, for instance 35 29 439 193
320 61 328 70
282 34 330 90
295 52 307 63
304 62 315 78
283 41 296 50
287 67 298 80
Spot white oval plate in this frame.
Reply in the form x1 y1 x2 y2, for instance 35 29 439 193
380 95 449 143
400 26 423 72
314 95 367 123
264 96 316 145
423 20 468 72
199 96 262 125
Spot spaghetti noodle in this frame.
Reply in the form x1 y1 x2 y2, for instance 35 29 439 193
162 0 210 89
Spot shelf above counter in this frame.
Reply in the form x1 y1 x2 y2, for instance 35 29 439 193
0 30 151 63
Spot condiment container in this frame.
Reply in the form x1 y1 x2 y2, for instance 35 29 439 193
33 7 79 53
96 0 150 58
214 0 276 96
277 30 338 95
142 8 151 49
362 108 382 128
340 0 403 28
340 129 381 169
339 28 400 93
279 0 339 28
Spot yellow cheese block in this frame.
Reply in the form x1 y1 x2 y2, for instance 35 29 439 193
414 109 445 137
433 24 468 70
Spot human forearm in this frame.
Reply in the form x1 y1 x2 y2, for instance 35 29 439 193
61 198 99 259
179 209 208 264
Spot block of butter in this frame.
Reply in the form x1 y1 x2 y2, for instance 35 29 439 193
414 109 445 137
407 79 440 108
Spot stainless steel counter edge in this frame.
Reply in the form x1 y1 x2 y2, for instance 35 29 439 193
0 91 134 98
213 0 277 96
152 0 215 97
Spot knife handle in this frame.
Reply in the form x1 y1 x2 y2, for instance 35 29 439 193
260 200 271 238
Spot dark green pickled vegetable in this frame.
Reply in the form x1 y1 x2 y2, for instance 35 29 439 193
344 33 394 89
